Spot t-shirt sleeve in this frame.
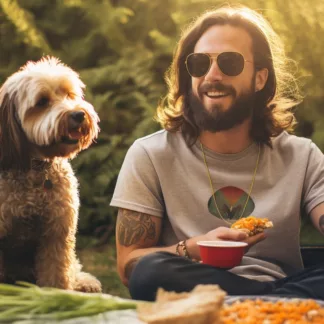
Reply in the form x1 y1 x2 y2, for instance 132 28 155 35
302 141 324 214
110 140 164 217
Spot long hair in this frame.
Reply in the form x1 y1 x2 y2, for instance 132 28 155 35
0 91 31 171
155 6 302 146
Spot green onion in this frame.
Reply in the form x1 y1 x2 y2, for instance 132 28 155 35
0 282 142 323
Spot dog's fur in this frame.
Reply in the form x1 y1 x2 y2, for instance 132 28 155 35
0 57 101 292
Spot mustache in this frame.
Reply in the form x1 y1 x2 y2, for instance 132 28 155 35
198 82 236 95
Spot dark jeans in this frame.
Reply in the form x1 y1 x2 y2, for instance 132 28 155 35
128 252 324 301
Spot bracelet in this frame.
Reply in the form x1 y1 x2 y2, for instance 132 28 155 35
176 240 190 259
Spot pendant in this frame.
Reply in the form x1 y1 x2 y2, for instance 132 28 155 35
230 206 233 212
43 179 53 190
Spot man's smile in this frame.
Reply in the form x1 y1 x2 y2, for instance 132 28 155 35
205 91 231 99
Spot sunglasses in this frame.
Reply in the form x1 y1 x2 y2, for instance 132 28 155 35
185 52 254 78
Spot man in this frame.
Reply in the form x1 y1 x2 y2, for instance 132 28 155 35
110 6 324 301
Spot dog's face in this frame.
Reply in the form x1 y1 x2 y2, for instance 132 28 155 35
0 57 100 169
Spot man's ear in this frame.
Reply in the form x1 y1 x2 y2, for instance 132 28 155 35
255 68 268 92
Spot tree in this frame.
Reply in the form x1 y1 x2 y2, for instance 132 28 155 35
1 0 323 245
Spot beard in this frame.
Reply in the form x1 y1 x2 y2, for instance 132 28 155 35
188 80 256 132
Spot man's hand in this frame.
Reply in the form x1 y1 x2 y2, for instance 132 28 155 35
205 226 248 241
206 226 266 251
186 226 266 260
243 232 267 250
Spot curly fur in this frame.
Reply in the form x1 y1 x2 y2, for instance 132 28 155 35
0 56 101 292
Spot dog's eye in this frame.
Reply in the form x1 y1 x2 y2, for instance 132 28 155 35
36 97 49 107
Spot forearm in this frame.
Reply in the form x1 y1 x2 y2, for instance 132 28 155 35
126 245 176 260
120 237 203 286
310 205 324 235
319 215 324 235
120 245 177 286
127 236 202 261
116 208 208 286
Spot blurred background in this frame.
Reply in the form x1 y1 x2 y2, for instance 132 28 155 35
0 0 324 298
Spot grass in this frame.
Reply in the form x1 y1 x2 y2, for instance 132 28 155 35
77 241 130 299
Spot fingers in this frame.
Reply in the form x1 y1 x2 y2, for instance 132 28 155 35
206 227 268 248
215 227 249 241
244 232 267 248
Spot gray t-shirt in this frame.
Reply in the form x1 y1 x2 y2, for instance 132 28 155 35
110 130 324 281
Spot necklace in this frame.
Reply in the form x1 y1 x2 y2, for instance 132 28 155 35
200 142 261 225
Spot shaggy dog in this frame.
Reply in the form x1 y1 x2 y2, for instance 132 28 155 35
0 57 102 292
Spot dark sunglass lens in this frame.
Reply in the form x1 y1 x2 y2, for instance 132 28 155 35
186 53 210 77
218 52 244 76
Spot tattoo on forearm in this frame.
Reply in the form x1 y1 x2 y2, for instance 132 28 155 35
117 209 156 246
319 214 324 234
124 257 141 280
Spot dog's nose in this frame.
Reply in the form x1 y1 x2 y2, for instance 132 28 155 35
70 111 85 124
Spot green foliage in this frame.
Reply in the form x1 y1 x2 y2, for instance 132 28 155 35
0 0 323 245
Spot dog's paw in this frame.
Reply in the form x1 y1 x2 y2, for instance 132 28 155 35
73 272 102 293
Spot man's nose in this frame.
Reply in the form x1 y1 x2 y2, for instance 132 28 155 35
204 59 223 82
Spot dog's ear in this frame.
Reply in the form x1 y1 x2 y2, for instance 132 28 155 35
0 89 31 170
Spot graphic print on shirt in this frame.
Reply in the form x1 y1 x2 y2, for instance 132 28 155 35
208 186 255 220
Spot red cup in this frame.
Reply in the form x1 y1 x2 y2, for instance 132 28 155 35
197 240 248 268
